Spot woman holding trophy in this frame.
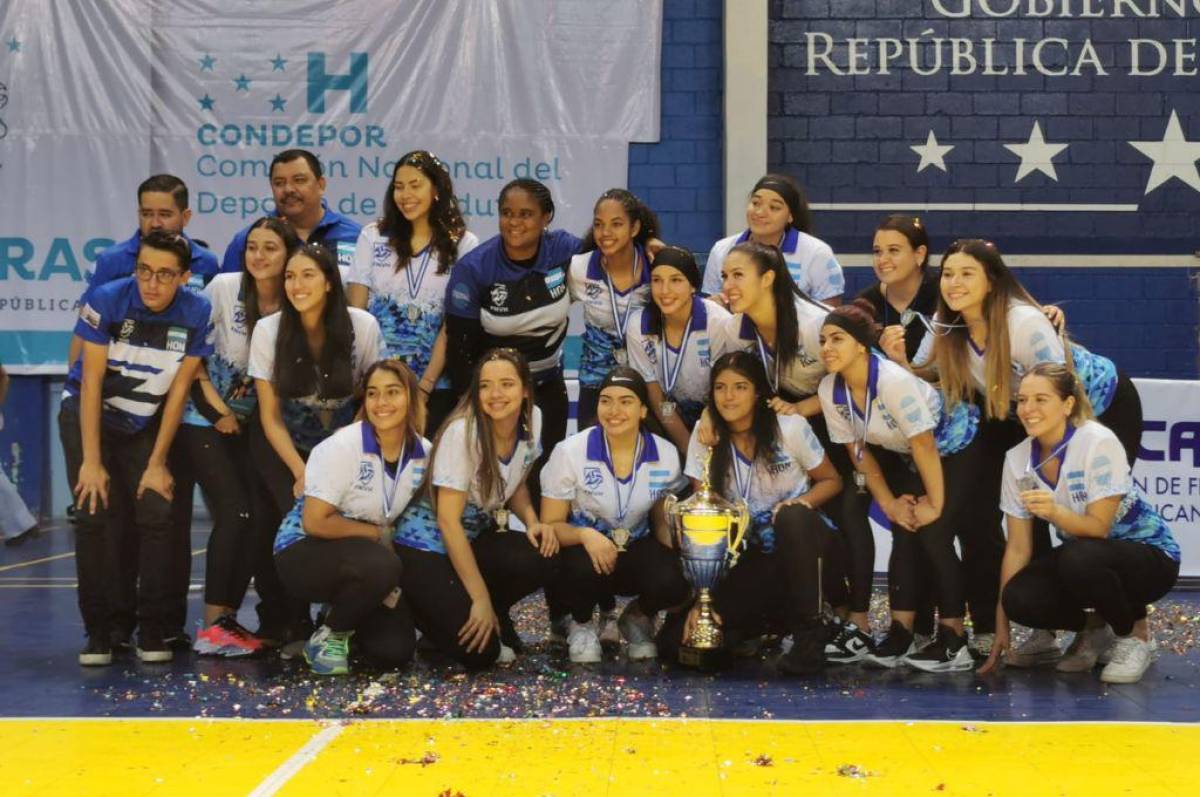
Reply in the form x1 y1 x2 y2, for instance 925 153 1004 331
540 368 690 663
664 351 844 676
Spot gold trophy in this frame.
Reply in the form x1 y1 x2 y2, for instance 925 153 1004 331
663 446 750 669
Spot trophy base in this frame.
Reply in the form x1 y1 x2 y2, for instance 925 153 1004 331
678 645 732 671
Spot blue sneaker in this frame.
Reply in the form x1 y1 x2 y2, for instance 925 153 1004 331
303 625 352 675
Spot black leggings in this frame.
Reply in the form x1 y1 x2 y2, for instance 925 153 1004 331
1001 539 1178 637
177 425 260 610
395 531 559 669
248 419 312 634
559 535 689 623
875 444 970 624
657 505 841 659
275 537 415 666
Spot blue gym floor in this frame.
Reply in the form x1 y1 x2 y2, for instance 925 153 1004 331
2 522 1198 723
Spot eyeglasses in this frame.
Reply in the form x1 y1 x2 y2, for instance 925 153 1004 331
135 265 183 285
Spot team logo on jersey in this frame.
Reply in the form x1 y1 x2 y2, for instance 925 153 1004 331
373 241 392 264
544 268 567 299
79 303 101 330
118 319 136 342
642 339 657 362
232 305 247 334
357 460 376 488
583 466 604 491
767 445 793 475
165 326 188 354
585 282 603 301
490 283 509 309
797 347 819 367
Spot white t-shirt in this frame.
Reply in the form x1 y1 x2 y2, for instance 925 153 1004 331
684 413 827 550
1000 420 1180 560
968 301 1065 400
702 228 844 301
541 426 686 543
247 306 386 450
717 294 828 397
818 355 941 455
432 407 543 511
348 224 479 388
626 296 732 418
273 421 429 553
566 248 652 386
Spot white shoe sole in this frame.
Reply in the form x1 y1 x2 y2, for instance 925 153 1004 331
1007 650 1063 668
497 644 517 664
1099 665 1150 684
905 654 974 673
79 652 112 666
137 649 173 663
569 646 602 664
626 642 657 661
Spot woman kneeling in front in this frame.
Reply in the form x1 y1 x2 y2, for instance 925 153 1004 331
982 364 1179 684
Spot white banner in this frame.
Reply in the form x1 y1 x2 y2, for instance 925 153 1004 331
0 0 662 372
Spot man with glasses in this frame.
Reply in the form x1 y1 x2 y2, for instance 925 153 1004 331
220 148 361 273
60 230 214 666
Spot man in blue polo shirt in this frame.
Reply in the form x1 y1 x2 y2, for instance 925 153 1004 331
69 174 219 365
221 148 361 272
61 230 214 666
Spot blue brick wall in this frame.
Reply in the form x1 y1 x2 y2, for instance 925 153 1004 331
628 0 724 253
769 0 1200 378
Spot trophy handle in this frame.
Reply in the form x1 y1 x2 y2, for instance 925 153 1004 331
662 493 679 547
727 498 751 567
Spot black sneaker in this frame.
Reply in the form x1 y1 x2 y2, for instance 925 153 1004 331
164 629 193 652
864 621 915 668
905 627 974 673
499 613 525 654
110 628 134 652
777 623 826 676
136 631 174 663
3 524 40 547
824 619 873 664
79 635 113 666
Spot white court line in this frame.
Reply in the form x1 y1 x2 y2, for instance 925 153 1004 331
247 723 345 797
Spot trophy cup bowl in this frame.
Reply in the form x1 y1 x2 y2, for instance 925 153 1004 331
664 447 750 670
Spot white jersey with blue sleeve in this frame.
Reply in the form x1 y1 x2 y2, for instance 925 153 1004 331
968 301 1065 401
702 229 844 302
717 294 828 397
567 249 651 387
541 426 686 544
818 355 941 455
247 307 386 451
274 422 429 554
625 297 730 423
1001 421 1179 561
349 224 479 390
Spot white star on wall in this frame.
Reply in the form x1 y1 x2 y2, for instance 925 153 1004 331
911 131 953 174
1003 121 1068 182
1128 109 1200 195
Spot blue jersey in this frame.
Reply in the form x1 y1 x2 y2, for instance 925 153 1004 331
444 230 579 380
83 230 219 304
66 277 214 434
221 202 361 272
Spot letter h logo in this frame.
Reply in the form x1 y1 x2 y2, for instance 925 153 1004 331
307 52 368 113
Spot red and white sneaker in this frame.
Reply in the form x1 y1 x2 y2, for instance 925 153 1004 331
193 615 265 657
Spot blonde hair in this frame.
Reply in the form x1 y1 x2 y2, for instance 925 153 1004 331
1022 363 1094 424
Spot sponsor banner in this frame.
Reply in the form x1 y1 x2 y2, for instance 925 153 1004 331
0 0 661 372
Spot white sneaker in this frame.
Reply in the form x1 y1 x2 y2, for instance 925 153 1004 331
1008 629 1061 668
567 620 602 664
1057 624 1114 672
1099 636 1152 684
617 602 658 660
969 632 995 658
913 632 933 653
598 609 620 645
1098 630 1156 665
497 644 517 664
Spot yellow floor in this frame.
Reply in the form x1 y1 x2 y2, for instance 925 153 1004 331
2 718 1197 796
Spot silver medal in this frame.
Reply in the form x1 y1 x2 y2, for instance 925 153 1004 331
900 308 916 327
1017 474 1039 493
612 527 631 552
854 471 868 494
613 348 628 366
494 508 510 530
407 304 421 323
660 401 676 419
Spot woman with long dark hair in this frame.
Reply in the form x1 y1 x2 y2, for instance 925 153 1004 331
540 367 688 663
273 360 425 675
982 364 1178 684
392 348 559 669
567 189 661 428
702 174 844 305
348 150 479 436
660 352 844 675
247 242 385 647
183 217 300 656
625 246 732 455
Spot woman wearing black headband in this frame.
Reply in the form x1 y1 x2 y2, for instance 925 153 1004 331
700 173 844 305
540 367 689 663
816 301 980 672
625 246 733 455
